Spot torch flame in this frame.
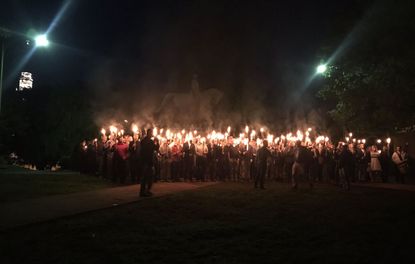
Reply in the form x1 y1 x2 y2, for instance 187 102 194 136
109 125 117 134
132 124 138 134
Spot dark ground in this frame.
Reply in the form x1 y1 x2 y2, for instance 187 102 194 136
1 182 414 264
0 167 112 203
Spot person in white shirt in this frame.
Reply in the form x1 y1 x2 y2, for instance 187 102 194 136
392 146 408 184
370 145 382 182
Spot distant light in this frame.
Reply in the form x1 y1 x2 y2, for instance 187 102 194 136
316 64 327 74
35 34 49 47
18 72 33 91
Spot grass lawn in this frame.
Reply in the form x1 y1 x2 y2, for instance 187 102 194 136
1 182 414 263
0 166 113 203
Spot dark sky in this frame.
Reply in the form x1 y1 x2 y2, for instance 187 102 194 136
0 0 365 85
0 0 371 127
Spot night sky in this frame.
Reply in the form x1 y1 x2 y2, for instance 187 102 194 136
1 0 371 126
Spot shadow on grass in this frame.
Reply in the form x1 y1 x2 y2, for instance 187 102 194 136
0 182 414 263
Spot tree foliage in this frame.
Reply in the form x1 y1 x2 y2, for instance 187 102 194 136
318 1 415 135
0 85 97 168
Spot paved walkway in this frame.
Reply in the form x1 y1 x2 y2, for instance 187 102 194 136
0 182 216 230
352 182 415 192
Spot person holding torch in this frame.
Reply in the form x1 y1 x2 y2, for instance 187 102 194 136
138 128 158 197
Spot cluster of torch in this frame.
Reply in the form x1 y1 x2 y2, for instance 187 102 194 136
98 124 335 150
340 132 392 154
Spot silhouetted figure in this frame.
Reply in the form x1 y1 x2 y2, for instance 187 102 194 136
182 140 196 181
291 141 312 189
339 145 354 191
255 140 271 189
139 129 157 197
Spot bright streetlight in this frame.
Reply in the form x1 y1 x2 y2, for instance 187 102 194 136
316 64 327 74
34 34 49 47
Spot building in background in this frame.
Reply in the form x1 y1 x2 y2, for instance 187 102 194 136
17 72 33 91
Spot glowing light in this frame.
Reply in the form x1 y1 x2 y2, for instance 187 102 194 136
386 138 391 144
227 126 231 134
377 139 381 144
316 64 327 74
35 34 49 47
296 130 303 141
250 130 256 139
109 126 117 134
132 124 138 134
256 138 262 147
362 139 366 144
349 132 353 137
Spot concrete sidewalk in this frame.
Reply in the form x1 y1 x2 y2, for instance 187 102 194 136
352 182 415 192
0 182 216 230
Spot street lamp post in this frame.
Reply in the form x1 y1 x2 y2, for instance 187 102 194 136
0 27 10 115
0 27 49 114
0 38 5 114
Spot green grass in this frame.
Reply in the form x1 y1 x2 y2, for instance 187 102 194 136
0 167 113 203
1 183 414 263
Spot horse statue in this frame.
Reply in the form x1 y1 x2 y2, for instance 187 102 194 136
155 75 223 126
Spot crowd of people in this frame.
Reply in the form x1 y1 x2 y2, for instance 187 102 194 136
79 126 410 195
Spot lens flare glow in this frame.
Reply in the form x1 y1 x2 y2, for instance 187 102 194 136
316 64 327 74
35 34 49 47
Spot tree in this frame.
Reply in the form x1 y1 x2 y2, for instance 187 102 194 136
0 84 97 168
317 0 415 135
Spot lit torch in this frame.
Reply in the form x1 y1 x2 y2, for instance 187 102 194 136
109 125 117 135
132 124 138 134
250 130 256 140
